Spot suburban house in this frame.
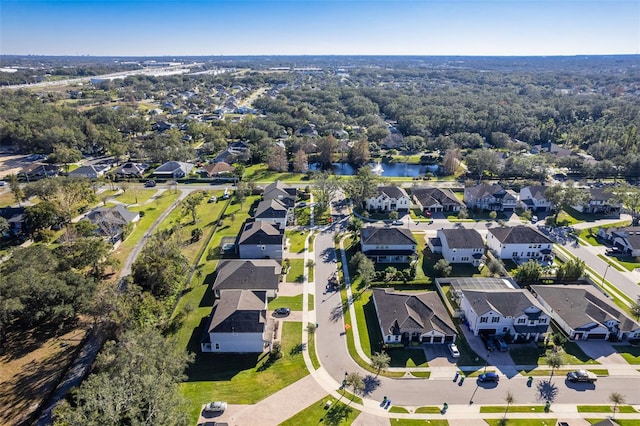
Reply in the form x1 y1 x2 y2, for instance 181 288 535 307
597 226 640 256
431 228 485 266
531 285 640 341
519 185 552 212
262 181 297 209
86 205 140 243
574 188 621 216
459 289 550 341
200 161 235 177
438 277 518 305
200 290 273 353
19 163 60 181
486 225 553 263
0 207 25 237
411 187 464 213
151 161 194 179
360 226 417 263
68 164 111 179
113 162 148 178
212 259 282 298
372 288 457 344
237 221 284 260
365 186 411 213
463 184 518 212
254 199 289 230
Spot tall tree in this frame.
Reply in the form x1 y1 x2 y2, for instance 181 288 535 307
313 171 339 213
316 135 338 168
7 174 24 207
349 138 371 167
465 149 502 182
267 145 289 172
544 183 588 225
515 259 543 283
546 350 564 378
442 148 462 175
292 149 309 174
181 191 205 224
345 372 365 399
341 166 381 210
370 351 391 377
607 184 640 224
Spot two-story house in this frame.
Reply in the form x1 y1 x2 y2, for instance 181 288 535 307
432 228 485 266
486 225 553 263
365 186 411 213
459 289 550 341
254 199 289 230
360 226 417 263
597 226 640 256
237 221 284 260
464 184 517 212
411 187 464 214
575 188 621 216
532 285 640 341
212 259 282 299
262 181 298 209
519 185 552 212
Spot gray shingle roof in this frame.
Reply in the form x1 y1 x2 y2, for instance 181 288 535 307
377 186 409 200
523 185 548 199
87 205 138 226
488 225 552 244
213 259 281 292
412 187 463 207
439 228 484 249
361 226 417 246
238 221 283 246
372 288 457 336
461 289 545 317
209 290 267 333
531 285 640 332
255 199 288 219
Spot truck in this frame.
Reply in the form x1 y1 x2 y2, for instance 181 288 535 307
566 369 597 383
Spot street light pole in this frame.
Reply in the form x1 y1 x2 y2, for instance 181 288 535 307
601 263 611 287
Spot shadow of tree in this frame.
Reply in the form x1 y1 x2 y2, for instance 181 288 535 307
536 379 559 403
330 304 347 323
362 375 381 396
290 343 305 355
322 403 353 426
320 246 335 263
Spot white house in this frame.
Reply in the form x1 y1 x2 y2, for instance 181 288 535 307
201 290 272 353
574 188 621 216
597 226 640 256
464 184 518 212
486 225 553 263
68 164 111 179
459 289 550 341
360 226 417 264
532 285 640 341
519 185 552 212
365 186 411 212
435 228 485 266
254 199 289 230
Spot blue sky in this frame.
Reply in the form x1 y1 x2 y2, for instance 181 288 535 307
1 0 638 56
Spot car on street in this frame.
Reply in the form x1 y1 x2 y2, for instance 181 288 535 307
144 180 156 187
494 336 508 352
203 401 227 413
274 307 291 316
391 220 403 225
566 369 597 383
448 343 460 358
478 372 500 382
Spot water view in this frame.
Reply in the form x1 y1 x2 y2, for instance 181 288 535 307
310 162 440 177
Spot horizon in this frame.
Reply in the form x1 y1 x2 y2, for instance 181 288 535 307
1 0 638 57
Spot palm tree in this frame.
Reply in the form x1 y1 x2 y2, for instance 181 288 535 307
609 392 625 419
345 372 364 402
503 391 515 419
370 351 391 377
546 350 564 378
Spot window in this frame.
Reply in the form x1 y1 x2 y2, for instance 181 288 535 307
502 327 509 333
517 318 526 324
214 343 220 350
492 317 500 323
461 256 469 262
480 317 488 323
539 318 546 324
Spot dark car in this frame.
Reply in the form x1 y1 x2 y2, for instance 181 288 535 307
145 180 156 187
566 369 597 383
494 336 508 352
274 307 291 316
478 372 500 382
482 335 496 352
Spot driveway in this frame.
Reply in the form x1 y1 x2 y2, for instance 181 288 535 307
576 340 629 365
458 325 518 376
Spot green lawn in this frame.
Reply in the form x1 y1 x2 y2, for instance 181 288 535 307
519 368 607 377
410 371 431 378
578 405 637 413
484 420 557 426
286 229 308 253
597 254 628 272
280 395 360 426
308 324 320 370
480 406 546 413
509 342 599 367
268 295 304 311
286 258 305 283
242 164 308 183
615 345 640 364
587 419 640 426
388 406 410 413
111 188 158 205
308 294 315 311
391 420 448 426
415 406 443 414
180 322 308 423
609 255 640 272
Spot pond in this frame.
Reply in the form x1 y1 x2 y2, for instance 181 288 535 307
310 162 440 177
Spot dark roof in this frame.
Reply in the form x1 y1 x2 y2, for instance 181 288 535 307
522 185 548 199
489 225 552 244
377 186 409 200
412 187 463 207
361 226 417 246
264 181 297 197
213 259 281 292
439 228 484 249
363 249 417 256
0 207 25 222
153 161 193 174
87 205 138 226
255 199 288 219
372 288 457 337
68 164 110 176
531 285 640 332
208 290 267 333
465 184 508 199
439 277 516 293
461 289 546 317
589 187 614 202
114 162 147 175
238 221 283 246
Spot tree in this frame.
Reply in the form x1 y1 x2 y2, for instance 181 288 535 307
503 391 515 420
350 252 375 287
347 217 362 241
53 328 192 426
316 135 338 168
545 183 588 225
268 145 289 172
442 148 462 175
546 350 564 377
631 296 640 320
0 217 9 237
23 201 60 237
349 138 371 167
556 258 584 281
49 146 82 173
488 210 497 221
307 323 317 335
181 191 205 224
370 351 391 377
486 258 505 277
7 174 24 207
515 259 543 282
313 171 340 213
388 210 399 221
190 228 203 243
345 372 365 398
434 259 452 277
341 166 381 210
608 184 640 224
609 392 626 419
292 149 308 173
465 149 502 181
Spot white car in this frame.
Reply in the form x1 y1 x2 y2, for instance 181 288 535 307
449 343 460 358
203 401 227 413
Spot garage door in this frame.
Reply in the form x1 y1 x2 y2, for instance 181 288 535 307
478 329 496 336
586 333 607 340
444 335 454 342
432 336 443 343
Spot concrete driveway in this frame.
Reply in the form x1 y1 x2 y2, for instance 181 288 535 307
577 340 629 365
458 324 518 376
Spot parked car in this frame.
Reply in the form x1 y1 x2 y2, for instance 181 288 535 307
494 336 508 352
203 401 227 413
391 220 403 225
448 343 460 358
482 335 496 352
274 307 291 316
208 195 217 203
144 180 156 187
566 369 597 383
478 372 500 382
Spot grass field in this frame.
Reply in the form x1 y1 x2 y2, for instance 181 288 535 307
616 345 640 364
578 405 637 413
480 406 546 413
586 419 640 426
268 294 304 311
286 229 308 253
509 341 599 367
286 258 305 283
280 395 360 426
484 420 558 426
390 420 448 426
